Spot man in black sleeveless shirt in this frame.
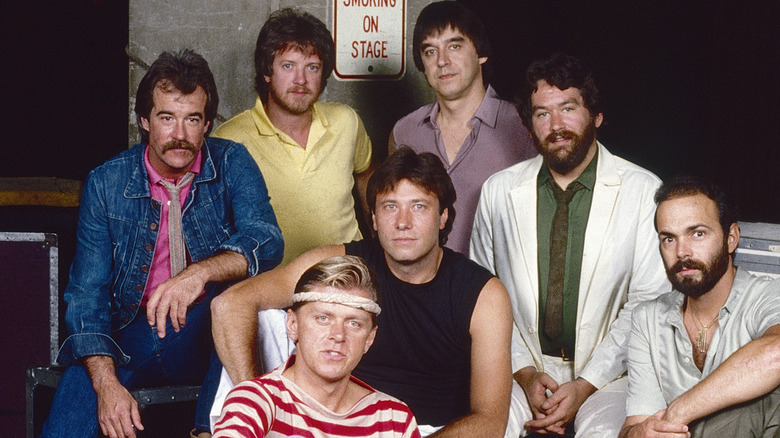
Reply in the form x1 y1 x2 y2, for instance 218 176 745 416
212 147 514 436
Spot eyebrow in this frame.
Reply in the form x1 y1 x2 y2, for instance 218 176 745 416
155 109 204 118
659 223 714 236
380 198 431 204
421 35 465 49
532 97 581 112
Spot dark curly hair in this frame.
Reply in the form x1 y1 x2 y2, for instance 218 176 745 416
517 53 601 130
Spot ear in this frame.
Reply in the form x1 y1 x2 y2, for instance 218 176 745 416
363 325 377 354
478 56 487 65
372 212 378 233
727 222 740 255
439 207 449 230
286 309 299 343
140 117 150 132
264 75 271 84
202 120 210 136
593 112 604 128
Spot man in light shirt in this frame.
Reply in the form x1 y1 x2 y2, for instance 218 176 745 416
621 176 780 437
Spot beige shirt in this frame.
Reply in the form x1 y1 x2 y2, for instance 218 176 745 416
626 268 780 416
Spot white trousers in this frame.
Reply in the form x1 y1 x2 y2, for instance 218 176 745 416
211 309 525 438
513 355 627 437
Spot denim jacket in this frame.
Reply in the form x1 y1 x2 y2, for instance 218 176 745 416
57 138 283 366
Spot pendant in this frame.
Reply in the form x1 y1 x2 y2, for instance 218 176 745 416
696 327 707 353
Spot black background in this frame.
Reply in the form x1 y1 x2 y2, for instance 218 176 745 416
2 0 779 225
461 0 780 223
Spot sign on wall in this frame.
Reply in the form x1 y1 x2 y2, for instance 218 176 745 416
333 0 406 80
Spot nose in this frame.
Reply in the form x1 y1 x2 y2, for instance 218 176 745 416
676 238 692 260
550 111 565 131
293 66 306 85
436 50 449 68
395 207 412 230
329 323 345 342
172 120 187 140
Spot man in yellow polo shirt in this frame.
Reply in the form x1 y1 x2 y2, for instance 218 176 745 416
214 8 372 265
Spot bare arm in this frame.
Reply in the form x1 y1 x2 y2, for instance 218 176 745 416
85 355 143 438
146 250 248 338
211 245 345 383
620 411 689 438
664 324 780 425
430 277 513 437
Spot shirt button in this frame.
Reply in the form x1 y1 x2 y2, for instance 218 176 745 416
150 223 157 230
129 303 138 311
141 265 149 272
122 317 129 323
528 327 536 334
684 357 690 363
136 284 143 291
145 244 153 251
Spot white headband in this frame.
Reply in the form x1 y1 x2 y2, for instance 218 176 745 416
291 291 381 315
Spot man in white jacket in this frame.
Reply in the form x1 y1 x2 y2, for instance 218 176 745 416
470 53 669 436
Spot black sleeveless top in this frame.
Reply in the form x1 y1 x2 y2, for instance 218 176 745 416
346 239 493 426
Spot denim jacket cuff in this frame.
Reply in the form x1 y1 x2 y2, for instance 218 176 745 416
220 232 283 278
56 333 130 366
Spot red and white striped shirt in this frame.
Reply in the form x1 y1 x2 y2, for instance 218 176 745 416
213 356 421 438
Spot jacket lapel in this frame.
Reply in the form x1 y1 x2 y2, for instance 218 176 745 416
509 156 543 319
578 143 621 325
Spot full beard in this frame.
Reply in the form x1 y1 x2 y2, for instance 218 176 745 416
667 240 731 298
533 121 597 174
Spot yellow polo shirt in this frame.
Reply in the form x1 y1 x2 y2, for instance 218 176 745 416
213 98 372 265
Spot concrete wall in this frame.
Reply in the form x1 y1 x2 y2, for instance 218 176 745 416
129 0 435 158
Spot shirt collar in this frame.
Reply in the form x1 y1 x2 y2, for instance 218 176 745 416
421 84 500 129
250 96 326 137
667 266 747 326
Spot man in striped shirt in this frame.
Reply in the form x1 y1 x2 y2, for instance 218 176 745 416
213 256 420 438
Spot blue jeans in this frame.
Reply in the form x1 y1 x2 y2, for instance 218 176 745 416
40 298 220 437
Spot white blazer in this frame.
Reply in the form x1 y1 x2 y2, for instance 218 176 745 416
470 143 669 389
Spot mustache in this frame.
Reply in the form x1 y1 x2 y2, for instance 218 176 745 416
671 258 707 273
287 86 312 95
161 140 198 153
545 130 576 144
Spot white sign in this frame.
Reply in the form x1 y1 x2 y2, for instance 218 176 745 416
333 0 405 80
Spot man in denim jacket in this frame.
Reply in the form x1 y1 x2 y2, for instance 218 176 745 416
40 50 283 438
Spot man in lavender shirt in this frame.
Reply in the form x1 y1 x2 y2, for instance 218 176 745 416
389 1 536 255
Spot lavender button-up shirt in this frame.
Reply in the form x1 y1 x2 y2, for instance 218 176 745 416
390 85 536 254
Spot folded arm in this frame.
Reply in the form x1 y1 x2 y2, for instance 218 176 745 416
664 324 780 424
146 250 248 338
211 245 345 383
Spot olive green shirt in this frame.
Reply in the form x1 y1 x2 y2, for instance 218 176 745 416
536 150 598 357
